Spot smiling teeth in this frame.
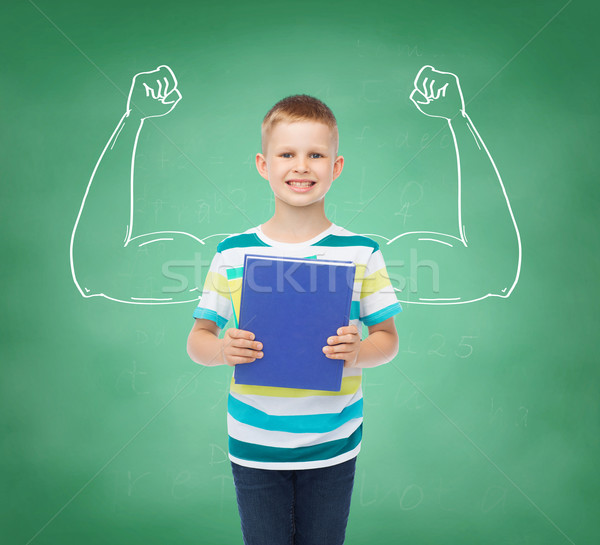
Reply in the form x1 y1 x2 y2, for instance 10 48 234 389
288 182 314 187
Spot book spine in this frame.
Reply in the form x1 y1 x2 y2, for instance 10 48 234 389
344 266 356 325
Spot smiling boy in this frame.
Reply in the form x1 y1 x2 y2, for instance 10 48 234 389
256 103 344 242
187 94 402 544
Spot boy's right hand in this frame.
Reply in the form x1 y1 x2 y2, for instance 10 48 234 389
222 328 263 366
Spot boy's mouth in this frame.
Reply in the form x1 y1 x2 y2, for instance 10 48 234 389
285 180 317 191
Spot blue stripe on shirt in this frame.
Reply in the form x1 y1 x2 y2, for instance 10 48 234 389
228 394 363 434
192 307 229 329
361 302 402 326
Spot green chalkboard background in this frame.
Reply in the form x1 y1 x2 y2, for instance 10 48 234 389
2 0 598 544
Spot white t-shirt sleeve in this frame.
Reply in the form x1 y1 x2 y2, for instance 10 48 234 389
359 248 402 326
192 250 233 329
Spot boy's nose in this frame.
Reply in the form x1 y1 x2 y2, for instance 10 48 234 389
293 159 309 172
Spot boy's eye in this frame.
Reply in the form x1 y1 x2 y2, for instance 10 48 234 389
279 152 323 159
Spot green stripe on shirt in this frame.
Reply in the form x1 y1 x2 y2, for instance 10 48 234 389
218 233 270 252
313 234 379 251
229 423 363 463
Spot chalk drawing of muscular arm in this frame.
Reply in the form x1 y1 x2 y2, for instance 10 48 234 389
71 64 521 306
70 65 227 304
368 66 522 304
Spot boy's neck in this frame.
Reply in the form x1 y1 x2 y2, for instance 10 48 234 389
261 203 332 243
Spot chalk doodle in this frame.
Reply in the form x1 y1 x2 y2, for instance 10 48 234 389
71 64 521 305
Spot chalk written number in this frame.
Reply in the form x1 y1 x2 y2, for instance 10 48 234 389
404 333 477 358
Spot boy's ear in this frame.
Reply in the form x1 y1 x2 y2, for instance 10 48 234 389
255 153 269 181
332 155 344 181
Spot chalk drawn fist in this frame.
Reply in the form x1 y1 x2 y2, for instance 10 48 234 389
126 65 182 119
410 65 465 120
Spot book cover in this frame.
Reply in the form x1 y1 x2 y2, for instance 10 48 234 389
234 254 356 392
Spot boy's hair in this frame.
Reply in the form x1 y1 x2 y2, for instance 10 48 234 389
261 94 339 153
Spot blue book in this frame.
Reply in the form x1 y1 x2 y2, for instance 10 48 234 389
234 254 357 392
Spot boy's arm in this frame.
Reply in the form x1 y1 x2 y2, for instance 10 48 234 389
70 65 209 304
324 317 398 369
187 319 263 366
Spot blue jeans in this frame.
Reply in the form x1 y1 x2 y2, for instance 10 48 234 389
231 457 357 545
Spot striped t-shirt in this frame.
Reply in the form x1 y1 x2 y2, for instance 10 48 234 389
193 223 402 470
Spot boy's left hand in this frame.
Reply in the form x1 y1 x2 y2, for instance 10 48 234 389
323 325 361 368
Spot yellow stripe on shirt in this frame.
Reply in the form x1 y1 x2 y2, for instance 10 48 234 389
230 375 362 398
353 263 367 284
361 266 392 297
204 271 229 297
227 277 243 326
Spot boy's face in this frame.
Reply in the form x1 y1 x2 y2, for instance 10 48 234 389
256 120 344 209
